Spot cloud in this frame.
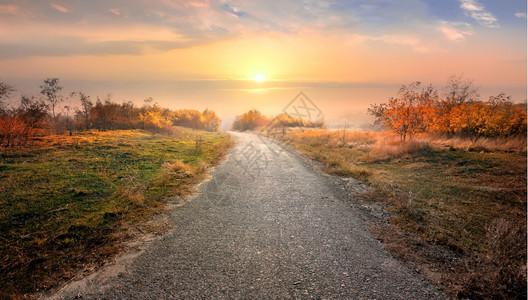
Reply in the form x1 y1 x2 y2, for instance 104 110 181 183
0 4 22 15
0 35 197 59
438 22 473 41
50 3 69 13
220 3 248 18
345 33 437 54
109 8 121 16
0 0 507 59
514 12 527 19
459 0 499 28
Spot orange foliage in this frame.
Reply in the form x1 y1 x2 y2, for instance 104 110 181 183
270 112 325 128
370 80 527 140
0 115 37 147
232 109 270 131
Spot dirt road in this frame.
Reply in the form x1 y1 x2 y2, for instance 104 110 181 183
51 132 445 299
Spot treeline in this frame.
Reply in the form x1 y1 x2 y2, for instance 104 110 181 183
369 76 527 141
232 109 325 131
0 78 221 147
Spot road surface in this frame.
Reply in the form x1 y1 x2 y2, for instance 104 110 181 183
51 132 445 299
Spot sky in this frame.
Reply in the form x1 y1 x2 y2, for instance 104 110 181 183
0 0 526 128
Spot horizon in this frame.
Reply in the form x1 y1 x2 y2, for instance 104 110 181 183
1 0 526 129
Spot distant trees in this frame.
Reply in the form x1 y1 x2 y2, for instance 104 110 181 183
231 109 325 131
0 84 43 147
369 76 527 141
0 79 223 147
271 113 325 129
232 109 270 131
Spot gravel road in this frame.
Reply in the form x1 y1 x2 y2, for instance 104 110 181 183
50 132 446 299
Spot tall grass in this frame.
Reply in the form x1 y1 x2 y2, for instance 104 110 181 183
277 127 526 161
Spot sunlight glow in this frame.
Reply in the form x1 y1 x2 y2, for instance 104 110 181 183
254 74 265 82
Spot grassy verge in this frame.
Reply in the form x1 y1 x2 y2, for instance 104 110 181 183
266 128 526 299
0 128 233 298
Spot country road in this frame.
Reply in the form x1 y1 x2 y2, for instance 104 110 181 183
51 132 446 299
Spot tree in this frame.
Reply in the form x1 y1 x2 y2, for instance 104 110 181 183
18 95 48 129
232 109 269 131
0 82 15 113
369 82 438 141
140 103 172 132
40 78 64 120
435 75 480 134
444 75 480 105
72 92 93 130
202 109 221 132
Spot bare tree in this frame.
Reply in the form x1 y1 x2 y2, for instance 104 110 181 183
40 78 64 120
72 91 93 130
444 74 480 106
18 95 48 128
0 82 15 113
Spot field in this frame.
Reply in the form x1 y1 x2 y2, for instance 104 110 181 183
264 128 527 299
0 128 232 298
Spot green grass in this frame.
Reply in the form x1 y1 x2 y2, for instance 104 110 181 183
0 128 232 297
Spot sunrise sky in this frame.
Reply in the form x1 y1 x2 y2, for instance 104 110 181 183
1 0 526 128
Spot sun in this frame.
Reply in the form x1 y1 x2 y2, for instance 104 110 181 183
254 74 265 82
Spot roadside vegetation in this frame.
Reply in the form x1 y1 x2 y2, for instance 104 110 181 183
0 79 232 298
0 78 222 148
0 128 232 297
268 128 526 299
254 76 527 299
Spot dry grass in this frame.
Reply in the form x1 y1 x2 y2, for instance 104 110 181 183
265 127 527 299
421 134 527 153
459 218 527 299
162 160 194 179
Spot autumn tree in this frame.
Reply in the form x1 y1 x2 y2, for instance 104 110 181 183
435 75 480 134
171 109 204 129
140 102 172 132
369 82 438 141
202 109 221 132
369 76 526 140
267 112 325 129
40 78 64 120
232 109 269 131
448 93 527 138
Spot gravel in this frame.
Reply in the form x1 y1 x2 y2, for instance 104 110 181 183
50 132 447 299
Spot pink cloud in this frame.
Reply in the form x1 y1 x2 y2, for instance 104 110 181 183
438 22 473 41
109 8 121 16
0 4 22 16
50 3 69 13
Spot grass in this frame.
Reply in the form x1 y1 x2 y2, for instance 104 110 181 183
266 127 527 299
0 127 233 298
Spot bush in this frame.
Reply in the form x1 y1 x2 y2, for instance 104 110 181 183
0 115 37 147
232 109 270 131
